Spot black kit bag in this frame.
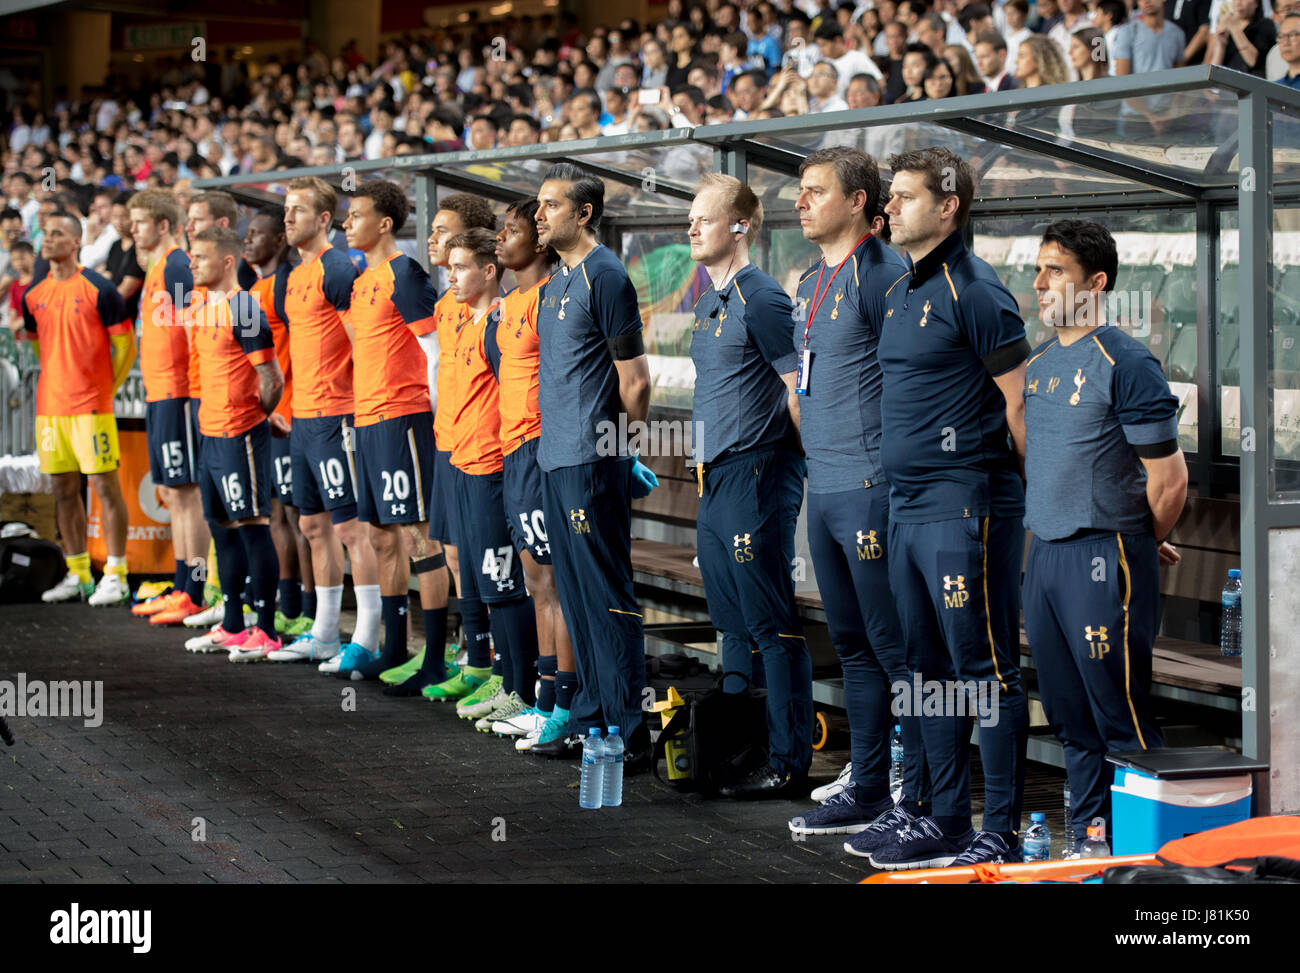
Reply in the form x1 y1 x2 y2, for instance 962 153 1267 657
0 533 66 603
652 671 769 794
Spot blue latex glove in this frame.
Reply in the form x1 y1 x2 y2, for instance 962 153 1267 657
631 455 659 499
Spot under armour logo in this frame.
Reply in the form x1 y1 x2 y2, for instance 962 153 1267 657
1085 624 1110 658
495 578 516 592
391 503 406 515
733 533 751 547
326 486 345 499
856 530 877 546
569 508 589 533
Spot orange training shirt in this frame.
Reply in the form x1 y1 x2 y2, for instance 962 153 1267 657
450 302 505 475
186 289 276 438
284 246 357 419
249 264 294 423
432 289 471 452
494 276 547 456
138 247 193 402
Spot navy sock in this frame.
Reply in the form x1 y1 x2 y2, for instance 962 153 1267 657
172 559 187 593
210 525 247 633
184 562 204 605
242 574 253 609
381 594 408 667
536 654 557 713
302 588 316 618
384 607 448 697
493 598 538 705
278 578 302 618
238 524 279 637
554 670 578 712
461 593 491 668
491 631 505 681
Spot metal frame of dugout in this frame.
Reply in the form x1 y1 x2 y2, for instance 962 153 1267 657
195 65 1300 813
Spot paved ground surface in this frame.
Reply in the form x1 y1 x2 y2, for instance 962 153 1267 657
0 600 1065 884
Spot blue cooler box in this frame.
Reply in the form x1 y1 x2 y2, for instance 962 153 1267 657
1110 767 1252 855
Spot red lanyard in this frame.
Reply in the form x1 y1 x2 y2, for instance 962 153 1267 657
804 233 870 345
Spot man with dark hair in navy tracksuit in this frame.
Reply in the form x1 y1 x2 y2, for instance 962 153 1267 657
530 162 658 768
1022 219 1187 850
870 146 1033 870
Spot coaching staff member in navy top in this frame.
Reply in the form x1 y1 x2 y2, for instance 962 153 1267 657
871 147 1032 870
531 163 657 767
686 172 812 799
778 147 936 850
1023 219 1186 850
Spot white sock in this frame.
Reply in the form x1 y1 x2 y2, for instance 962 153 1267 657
352 584 381 652
106 555 127 568
312 584 344 643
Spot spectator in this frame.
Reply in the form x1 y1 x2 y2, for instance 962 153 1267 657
631 105 672 131
975 29 1020 89
667 22 698 87
1266 1 1299 77
1049 0 1097 78
687 61 723 97
80 188 119 272
1114 0 1187 74
815 21 885 91
899 43 940 101
1035 0 1065 35
1165 0 1214 65
603 86 636 134
1016 34 1072 84
1276 9 1300 83
959 3 997 51
364 101 396 159
1071 26 1113 79
703 93 734 122
642 38 670 89
104 192 144 324
783 13 822 77
729 67 768 119
882 21 911 101
669 83 707 126
923 57 958 97
4 241 34 340
845 72 884 108
1095 0 1133 75
944 44 988 93
720 30 754 90
506 113 542 146
748 3 786 70
897 0 927 40
568 88 605 139
0 207 21 284
808 60 850 111
1004 0 1034 66
1208 0 1277 74
917 12 950 55
760 67 812 114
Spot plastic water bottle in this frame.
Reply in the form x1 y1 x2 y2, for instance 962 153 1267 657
1079 824 1111 858
1220 568 1243 658
889 724 904 798
1022 812 1051 862
1063 781 1075 852
579 728 605 809
602 725 624 807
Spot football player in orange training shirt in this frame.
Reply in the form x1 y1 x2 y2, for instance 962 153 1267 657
264 176 382 669
185 225 285 661
128 189 211 623
339 179 446 681
442 227 540 731
23 210 135 605
242 205 315 639
489 198 574 748
411 194 497 701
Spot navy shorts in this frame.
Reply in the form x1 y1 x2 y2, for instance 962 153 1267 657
146 397 198 487
428 448 456 544
354 412 435 526
290 414 357 516
271 432 294 505
451 464 527 604
197 420 273 524
502 437 551 565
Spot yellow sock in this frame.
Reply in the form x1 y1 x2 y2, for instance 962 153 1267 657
66 552 92 585
106 555 129 578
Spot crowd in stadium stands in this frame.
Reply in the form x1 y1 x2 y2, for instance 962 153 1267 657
1 0 1296 325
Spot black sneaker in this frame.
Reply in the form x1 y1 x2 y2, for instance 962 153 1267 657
867 816 973 870
717 763 808 800
529 732 583 759
789 790 883 836
950 831 1022 866
843 803 919 858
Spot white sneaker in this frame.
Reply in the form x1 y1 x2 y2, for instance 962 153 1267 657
185 625 243 653
515 727 542 751
183 603 223 628
476 691 525 732
811 761 854 804
317 654 344 673
494 707 547 737
87 572 130 607
267 634 340 663
42 572 90 603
